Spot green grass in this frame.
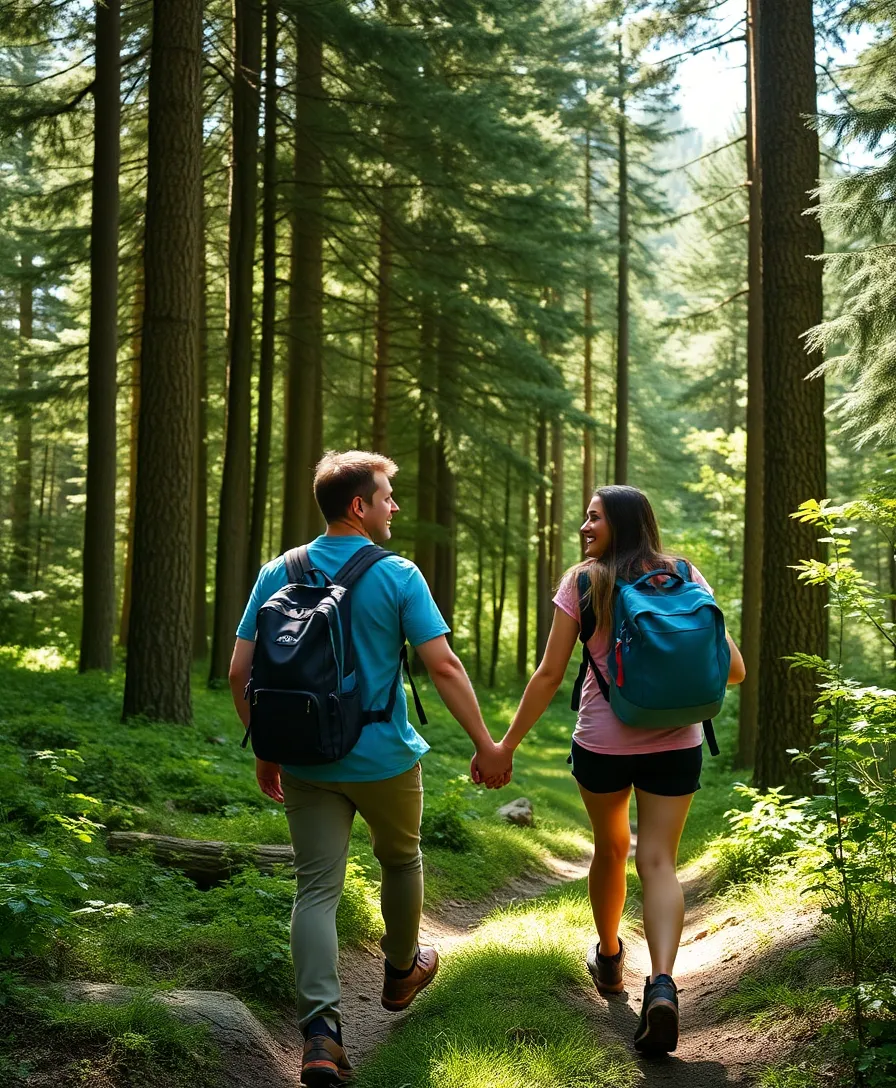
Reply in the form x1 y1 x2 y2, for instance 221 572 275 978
354 890 639 1088
718 951 828 1029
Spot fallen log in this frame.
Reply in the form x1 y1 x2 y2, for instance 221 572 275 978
106 831 293 886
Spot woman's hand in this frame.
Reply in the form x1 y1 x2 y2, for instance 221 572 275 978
255 758 284 804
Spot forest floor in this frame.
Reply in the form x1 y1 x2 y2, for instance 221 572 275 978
330 847 824 1088
0 647 837 1087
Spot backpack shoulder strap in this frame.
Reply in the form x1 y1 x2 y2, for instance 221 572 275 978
577 570 596 644
283 545 312 585
333 545 391 590
571 570 609 710
675 558 691 582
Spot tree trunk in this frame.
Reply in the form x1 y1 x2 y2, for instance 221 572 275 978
414 295 437 588
754 0 826 791
614 40 630 486
209 0 263 684
11 251 33 590
281 8 324 550
119 270 143 647
80 0 121 673
489 460 511 688
549 418 564 586
535 411 550 663
474 472 485 681
371 201 393 453
33 443 50 589
247 0 279 582
583 127 594 515
122 0 202 725
193 266 209 660
737 0 763 769
517 427 530 679
433 315 457 633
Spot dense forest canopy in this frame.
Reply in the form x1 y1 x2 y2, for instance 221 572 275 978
0 0 893 754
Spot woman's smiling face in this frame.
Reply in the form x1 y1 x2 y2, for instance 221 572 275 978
581 495 611 559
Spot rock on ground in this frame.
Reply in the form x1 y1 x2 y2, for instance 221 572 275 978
498 797 534 826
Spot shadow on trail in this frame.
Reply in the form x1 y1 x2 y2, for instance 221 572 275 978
598 989 743 1088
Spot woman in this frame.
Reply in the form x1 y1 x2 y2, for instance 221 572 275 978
488 485 744 1055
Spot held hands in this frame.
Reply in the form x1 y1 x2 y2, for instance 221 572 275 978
255 758 284 804
470 739 514 790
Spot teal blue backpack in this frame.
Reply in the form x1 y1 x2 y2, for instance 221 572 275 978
570 560 730 756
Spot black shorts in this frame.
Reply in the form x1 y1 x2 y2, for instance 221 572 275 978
569 739 702 797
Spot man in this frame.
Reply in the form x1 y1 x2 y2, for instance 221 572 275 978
229 449 511 1086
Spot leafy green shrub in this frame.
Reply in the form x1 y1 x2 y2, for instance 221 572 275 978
710 784 822 887
421 779 478 852
788 496 896 1086
77 749 155 804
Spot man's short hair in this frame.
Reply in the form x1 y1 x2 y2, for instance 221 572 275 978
313 450 399 523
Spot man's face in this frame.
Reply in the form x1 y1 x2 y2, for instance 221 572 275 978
356 472 399 542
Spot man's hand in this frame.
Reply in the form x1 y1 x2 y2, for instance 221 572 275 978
470 740 513 789
256 758 284 804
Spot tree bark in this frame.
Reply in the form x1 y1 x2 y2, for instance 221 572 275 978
535 410 550 663
414 294 437 588
210 0 263 684
193 265 209 660
737 0 763 769
549 417 564 586
11 251 34 590
754 0 826 791
489 459 511 688
517 427 530 679
119 269 143 648
614 39 630 486
281 8 324 549
122 0 202 725
247 0 279 582
433 316 457 634
80 0 121 673
371 199 394 453
474 471 486 680
583 126 595 515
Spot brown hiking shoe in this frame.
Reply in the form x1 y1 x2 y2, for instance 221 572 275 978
381 946 439 1011
586 938 626 995
301 1035 352 1086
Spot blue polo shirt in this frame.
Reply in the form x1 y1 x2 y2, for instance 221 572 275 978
237 535 449 782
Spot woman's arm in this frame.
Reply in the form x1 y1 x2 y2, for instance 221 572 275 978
501 606 580 754
726 632 745 685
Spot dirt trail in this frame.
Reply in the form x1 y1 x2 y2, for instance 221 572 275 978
273 844 817 1085
580 867 819 1087
330 853 592 1064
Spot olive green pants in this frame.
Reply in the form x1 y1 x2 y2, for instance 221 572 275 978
281 763 424 1031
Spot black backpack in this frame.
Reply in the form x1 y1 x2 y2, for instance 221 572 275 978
241 544 427 766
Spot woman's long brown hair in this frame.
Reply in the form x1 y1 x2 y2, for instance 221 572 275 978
569 485 689 636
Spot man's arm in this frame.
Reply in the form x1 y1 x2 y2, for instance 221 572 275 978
229 638 284 804
413 635 511 787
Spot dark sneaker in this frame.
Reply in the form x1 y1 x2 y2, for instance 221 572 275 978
633 974 679 1055
381 946 439 1011
586 938 626 995
301 1034 353 1086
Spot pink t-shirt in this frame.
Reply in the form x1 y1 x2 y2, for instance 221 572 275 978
553 565 713 755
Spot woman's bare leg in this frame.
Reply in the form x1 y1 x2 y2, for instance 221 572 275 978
633 789 694 980
577 784 633 956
